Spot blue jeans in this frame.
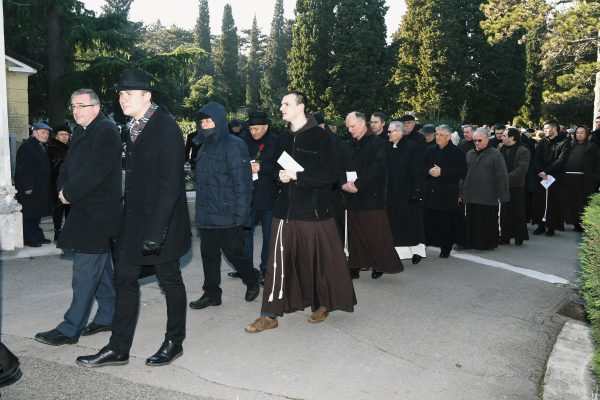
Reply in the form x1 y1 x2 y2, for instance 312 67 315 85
243 210 273 272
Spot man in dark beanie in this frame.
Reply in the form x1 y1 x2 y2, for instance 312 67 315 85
399 114 425 148
229 119 242 136
238 111 278 283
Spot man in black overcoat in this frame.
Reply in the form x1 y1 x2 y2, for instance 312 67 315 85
14 122 52 246
35 89 121 346
76 69 191 368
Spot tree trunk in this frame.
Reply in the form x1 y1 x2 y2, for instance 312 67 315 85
47 3 65 126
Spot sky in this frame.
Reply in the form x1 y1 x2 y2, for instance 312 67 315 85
82 0 406 42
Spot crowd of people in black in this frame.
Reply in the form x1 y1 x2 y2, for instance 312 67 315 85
10 67 600 371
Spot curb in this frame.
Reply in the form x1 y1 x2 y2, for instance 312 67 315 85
0 243 63 262
543 320 594 400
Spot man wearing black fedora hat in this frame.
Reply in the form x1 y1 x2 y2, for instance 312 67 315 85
76 69 191 368
399 114 425 148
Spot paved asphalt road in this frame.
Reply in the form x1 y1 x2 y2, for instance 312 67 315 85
0 224 581 399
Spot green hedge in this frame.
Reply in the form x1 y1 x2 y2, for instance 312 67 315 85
580 192 600 376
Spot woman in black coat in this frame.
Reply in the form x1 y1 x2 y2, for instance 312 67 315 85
387 121 426 264
48 124 71 241
564 126 600 231
423 126 467 257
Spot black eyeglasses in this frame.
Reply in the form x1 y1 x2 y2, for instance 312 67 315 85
68 104 96 111
473 139 485 142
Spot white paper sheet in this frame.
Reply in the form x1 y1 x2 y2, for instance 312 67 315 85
540 175 555 189
346 171 357 182
277 151 304 172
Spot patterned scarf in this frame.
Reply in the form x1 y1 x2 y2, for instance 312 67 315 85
130 102 158 142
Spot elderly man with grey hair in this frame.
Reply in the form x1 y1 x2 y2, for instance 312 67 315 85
340 112 403 279
387 120 427 264
462 129 510 250
423 125 467 258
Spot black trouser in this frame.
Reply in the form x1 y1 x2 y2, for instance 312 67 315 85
200 226 259 299
108 259 186 354
23 216 44 244
52 203 70 231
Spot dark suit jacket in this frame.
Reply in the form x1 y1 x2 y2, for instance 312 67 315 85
423 142 467 209
57 113 122 253
14 136 51 218
118 107 191 265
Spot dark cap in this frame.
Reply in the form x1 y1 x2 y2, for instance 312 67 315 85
422 124 436 135
248 112 269 126
53 124 71 134
229 119 241 127
398 114 416 122
32 122 53 131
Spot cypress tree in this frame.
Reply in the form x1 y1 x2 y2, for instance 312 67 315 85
216 4 242 110
261 0 291 116
288 0 335 112
245 16 261 111
326 0 388 117
194 0 213 75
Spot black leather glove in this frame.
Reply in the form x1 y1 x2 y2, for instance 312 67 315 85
141 240 162 256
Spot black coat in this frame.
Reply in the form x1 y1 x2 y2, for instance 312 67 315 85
57 113 122 253
387 138 426 245
339 131 387 211
244 130 278 211
535 133 571 182
273 117 340 221
47 138 69 202
119 107 191 265
581 141 600 195
423 142 467 209
14 136 51 218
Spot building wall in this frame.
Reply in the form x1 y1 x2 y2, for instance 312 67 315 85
6 70 29 142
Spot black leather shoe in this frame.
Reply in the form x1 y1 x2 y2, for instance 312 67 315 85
145 340 183 367
545 229 555 237
34 329 78 346
41 239 51 244
350 270 360 279
76 346 129 368
532 225 546 235
371 271 384 279
81 322 111 336
245 273 261 302
515 239 523 246
227 271 240 278
439 251 450 258
24 242 42 248
412 254 422 265
189 294 222 309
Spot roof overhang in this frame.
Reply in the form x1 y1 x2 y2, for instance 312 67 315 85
5 55 37 76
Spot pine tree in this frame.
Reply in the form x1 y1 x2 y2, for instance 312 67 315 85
194 0 213 76
288 0 335 112
101 0 133 16
216 4 242 110
326 0 388 117
261 0 291 116
245 16 262 111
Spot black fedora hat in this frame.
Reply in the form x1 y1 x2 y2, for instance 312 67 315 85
112 69 154 91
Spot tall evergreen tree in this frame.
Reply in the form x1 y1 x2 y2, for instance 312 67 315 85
326 0 388 117
245 17 262 111
261 0 291 116
288 0 335 112
194 0 213 75
216 4 242 110
101 0 133 15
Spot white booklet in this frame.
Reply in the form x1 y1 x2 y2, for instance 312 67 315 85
540 175 556 189
277 151 304 172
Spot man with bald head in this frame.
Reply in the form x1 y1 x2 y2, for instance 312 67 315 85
340 112 403 279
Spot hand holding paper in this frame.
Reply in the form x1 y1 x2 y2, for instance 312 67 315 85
277 151 304 172
540 175 555 189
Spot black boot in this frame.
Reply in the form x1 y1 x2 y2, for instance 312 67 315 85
0 342 22 388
